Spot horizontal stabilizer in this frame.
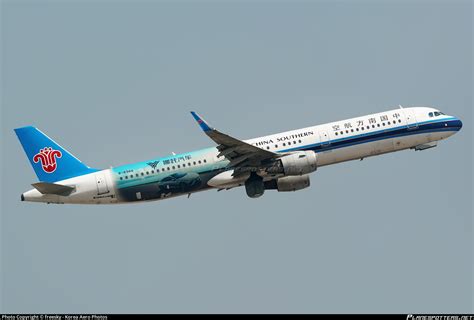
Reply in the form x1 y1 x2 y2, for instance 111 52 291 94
32 182 75 196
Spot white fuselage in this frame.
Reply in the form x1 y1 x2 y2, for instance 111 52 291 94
21 106 462 204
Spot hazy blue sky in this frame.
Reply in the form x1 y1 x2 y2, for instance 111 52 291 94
1 0 472 313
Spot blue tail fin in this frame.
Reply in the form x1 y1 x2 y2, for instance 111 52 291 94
14 126 99 182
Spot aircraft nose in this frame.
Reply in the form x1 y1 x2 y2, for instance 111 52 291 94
452 117 463 131
444 117 462 133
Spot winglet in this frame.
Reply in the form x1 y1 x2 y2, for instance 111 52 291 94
190 111 213 132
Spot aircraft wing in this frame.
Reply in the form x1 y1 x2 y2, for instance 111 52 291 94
190 111 278 175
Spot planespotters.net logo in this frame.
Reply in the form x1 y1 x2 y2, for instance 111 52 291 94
1 315 107 320
33 147 62 173
407 316 474 320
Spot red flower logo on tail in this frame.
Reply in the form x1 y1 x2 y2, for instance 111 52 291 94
33 147 62 173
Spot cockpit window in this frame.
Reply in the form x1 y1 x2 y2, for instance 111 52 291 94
430 111 446 117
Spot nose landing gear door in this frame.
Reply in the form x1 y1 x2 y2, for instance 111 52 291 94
95 173 109 195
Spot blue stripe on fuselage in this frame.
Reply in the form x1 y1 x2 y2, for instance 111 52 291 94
114 117 460 183
279 117 461 154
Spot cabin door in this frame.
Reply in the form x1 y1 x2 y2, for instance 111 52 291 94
95 173 109 195
404 109 419 130
319 131 330 147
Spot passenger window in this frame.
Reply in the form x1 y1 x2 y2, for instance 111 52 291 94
429 112 434 117
198 160 202 164
377 124 380 127
177 165 180 169
203 159 207 163
275 144 278 148
156 169 160 173
298 140 302 143
120 177 123 180
356 128 359 131
335 132 338 136
193 161 196 165
351 129 354 132
183 164 186 168
340 131 343 135
167 167 170 171
398 119 401 123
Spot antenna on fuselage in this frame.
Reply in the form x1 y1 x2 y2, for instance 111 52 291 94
399 105 404 109
171 152 176 155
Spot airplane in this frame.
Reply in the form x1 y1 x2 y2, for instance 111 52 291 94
15 106 462 204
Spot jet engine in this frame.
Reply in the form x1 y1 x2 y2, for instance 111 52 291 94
264 175 310 192
266 151 318 176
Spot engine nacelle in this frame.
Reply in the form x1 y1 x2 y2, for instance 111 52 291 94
266 151 318 176
245 173 265 198
265 175 311 192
